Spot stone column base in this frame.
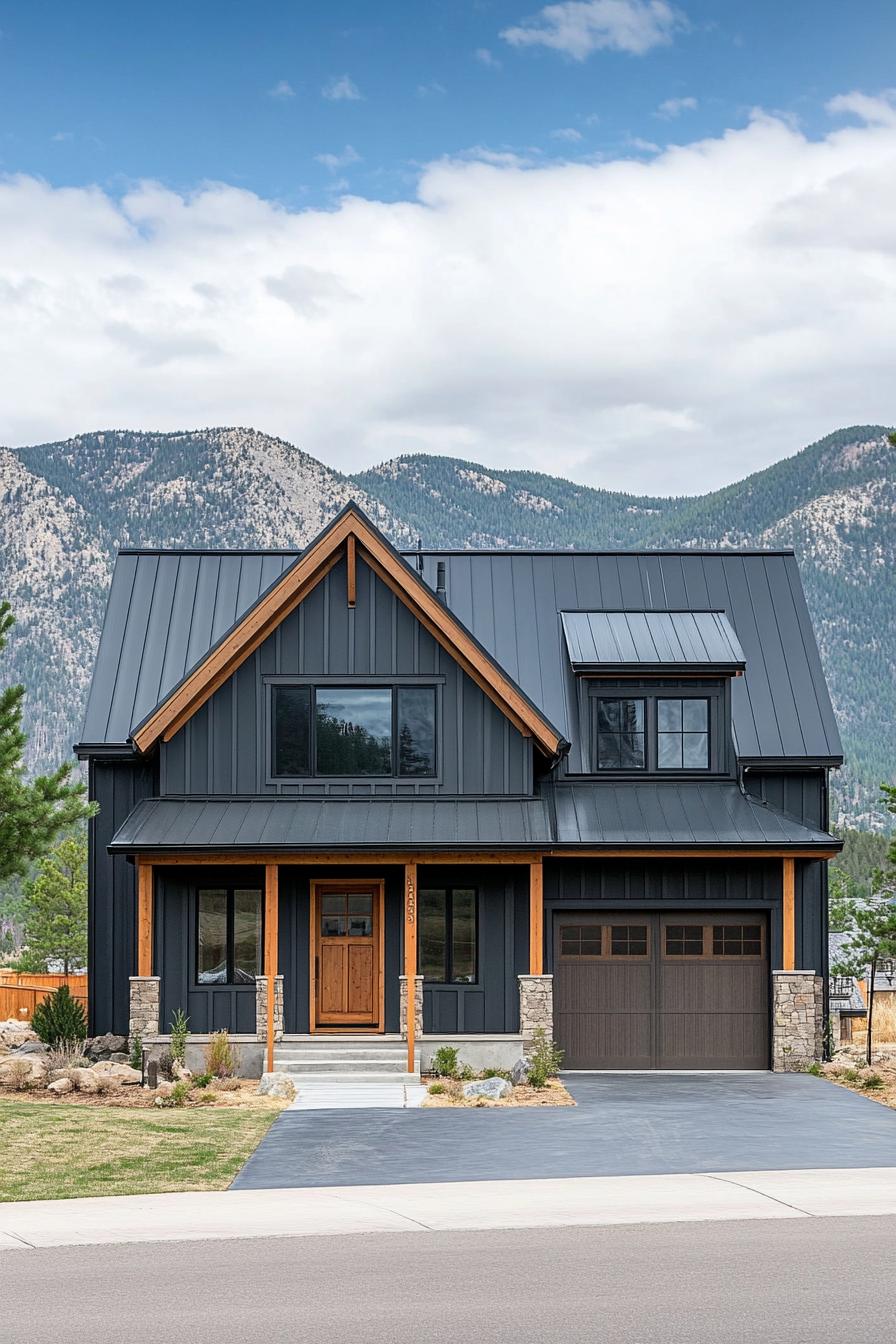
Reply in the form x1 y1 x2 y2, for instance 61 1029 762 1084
399 975 424 1040
255 975 284 1042
518 974 553 1051
772 970 823 1071
128 976 160 1042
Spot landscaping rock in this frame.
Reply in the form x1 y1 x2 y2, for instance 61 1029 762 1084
47 1077 73 1095
462 1076 513 1101
13 1041 48 1057
69 1067 100 1093
257 1071 296 1100
0 1020 38 1048
109 1052 130 1064
107 1064 142 1086
0 1056 44 1088
510 1057 530 1086
85 1033 128 1061
154 1081 175 1099
172 1059 192 1081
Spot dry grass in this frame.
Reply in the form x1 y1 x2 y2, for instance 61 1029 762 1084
422 1078 575 1108
870 997 896 1044
0 1093 284 1202
819 1048 896 1111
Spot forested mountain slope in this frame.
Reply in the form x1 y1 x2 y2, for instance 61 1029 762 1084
1 424 892 828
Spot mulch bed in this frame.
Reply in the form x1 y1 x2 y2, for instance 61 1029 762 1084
0 1079 284 1111
421 1077 575 1107
818 1047 896 1110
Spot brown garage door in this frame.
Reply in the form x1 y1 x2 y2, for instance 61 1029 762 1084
553 913 769 1070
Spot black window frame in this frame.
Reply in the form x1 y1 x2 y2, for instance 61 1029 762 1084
268 680 439 781
656 696 711 772
593 697 647 771
195 884 264 988
585 679 726 776
418 885 479 985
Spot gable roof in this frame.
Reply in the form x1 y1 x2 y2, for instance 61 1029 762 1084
79 504 566 760
560 609 745 674
79 517 842 767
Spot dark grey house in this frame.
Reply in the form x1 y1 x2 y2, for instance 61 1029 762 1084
77 504 841 1076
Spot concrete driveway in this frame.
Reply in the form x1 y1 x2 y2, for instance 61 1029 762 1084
231 1072 896 1190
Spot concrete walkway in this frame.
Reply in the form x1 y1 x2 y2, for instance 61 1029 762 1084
3 1167 896 1250
287 1079 427 1110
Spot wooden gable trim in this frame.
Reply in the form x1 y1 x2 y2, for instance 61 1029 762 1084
131 507 564 757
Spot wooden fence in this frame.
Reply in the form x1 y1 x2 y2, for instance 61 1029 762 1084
0 972 88 1022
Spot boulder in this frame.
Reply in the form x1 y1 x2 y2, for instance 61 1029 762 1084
109 1053 130 1064
85 1033 128 1061
47 1077 73 1095
510 1057 530 1086
154 1081 175 1099
172 1059 192 1082
14 1041 48 1057
462 1076 513 1101
0 1055 47 1086
0 1020 38 1048
108 1064 142 1086
69 1067 100 1093
257 1072 296 1100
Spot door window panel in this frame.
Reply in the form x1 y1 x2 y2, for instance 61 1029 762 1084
559 925 603 957
610 925 648 956
665 924 705 956
712 924 763 957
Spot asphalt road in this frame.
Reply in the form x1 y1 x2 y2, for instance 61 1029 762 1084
3 1216 895 1343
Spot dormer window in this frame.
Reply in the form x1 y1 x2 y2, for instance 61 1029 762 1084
589 685 720 774
271 682 437 779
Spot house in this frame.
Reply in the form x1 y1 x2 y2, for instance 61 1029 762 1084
77 504 842 1077
828 931 868 1043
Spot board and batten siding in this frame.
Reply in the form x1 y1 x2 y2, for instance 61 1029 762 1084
160 555 532 797
88 757 157 1036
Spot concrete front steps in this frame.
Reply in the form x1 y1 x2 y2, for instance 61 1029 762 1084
273 1037 420 1083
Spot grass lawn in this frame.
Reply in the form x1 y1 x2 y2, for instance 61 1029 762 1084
0 1099 282 1203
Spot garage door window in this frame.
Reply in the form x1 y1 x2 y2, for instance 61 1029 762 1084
713 923 763 957
665 924 704 956
559 925 603 957
610 924 649 956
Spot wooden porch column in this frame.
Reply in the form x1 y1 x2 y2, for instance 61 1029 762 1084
529 857 544 975
404 861 417 1075
782 857 795 971
137 861 153 977
265 863 279 1074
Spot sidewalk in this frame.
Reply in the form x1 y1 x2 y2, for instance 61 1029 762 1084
3 1167 896 1250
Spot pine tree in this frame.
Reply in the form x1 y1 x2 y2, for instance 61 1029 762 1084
0 601 92 880
16 834 88 975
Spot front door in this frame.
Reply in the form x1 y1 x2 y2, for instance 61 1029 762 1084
312 881 383 1029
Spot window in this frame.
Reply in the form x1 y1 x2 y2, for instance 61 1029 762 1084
594 698 646 770
610 924 648 956
271 684 436 778
319 891 373 938
665 924 704 956
658 698 710 770
419 887 477 983
559 924 603 957
712 923 762 957
197 886 262 985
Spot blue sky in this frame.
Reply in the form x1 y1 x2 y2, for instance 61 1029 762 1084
2 0 894 205
0 1 893 490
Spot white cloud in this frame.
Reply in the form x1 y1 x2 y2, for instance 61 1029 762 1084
1 94 895 494
51 130 74 142
322 74 362 102
474 47 502 69
315 145 362 171
551 127 583 142
627 135 660 152
656 94 697 118
267 80 296 100
826 89 896 126
501 0 684 60
417 81 446 97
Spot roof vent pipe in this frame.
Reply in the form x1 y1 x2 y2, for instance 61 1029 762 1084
436 561 447 604
416 538 424 574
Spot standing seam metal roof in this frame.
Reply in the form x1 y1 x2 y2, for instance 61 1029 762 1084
560 610 746 670
80 539 842 764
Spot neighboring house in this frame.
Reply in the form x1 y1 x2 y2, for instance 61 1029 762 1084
77 504 842 1075
828 931 868 1042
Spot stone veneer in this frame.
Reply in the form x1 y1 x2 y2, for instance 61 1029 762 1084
128 976 160 1041
399 975 424 1040
772 970 824 1071
255 975 284 1042
518 974 553 1050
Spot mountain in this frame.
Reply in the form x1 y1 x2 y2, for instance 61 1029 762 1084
1 425 893 829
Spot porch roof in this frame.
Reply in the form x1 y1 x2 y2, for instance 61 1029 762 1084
108 794 553 852
544 780 838 849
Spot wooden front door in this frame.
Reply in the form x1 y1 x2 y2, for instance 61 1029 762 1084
312 881 383 1029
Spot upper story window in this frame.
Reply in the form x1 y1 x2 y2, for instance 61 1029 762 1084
589 685 718 774
272 683 436 778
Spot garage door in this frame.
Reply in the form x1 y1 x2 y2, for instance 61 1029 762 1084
553 913 769 1070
